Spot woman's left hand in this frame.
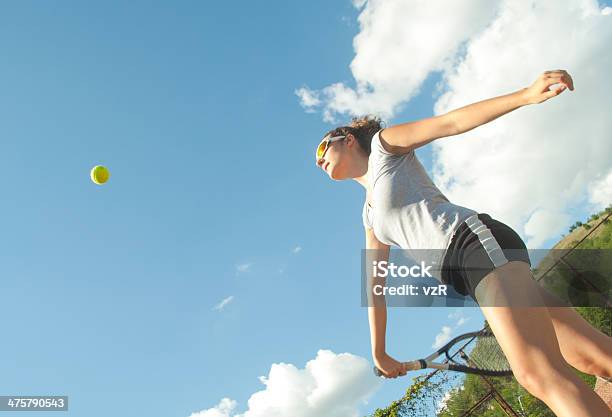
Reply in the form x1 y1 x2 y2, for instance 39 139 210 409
522 70 574 105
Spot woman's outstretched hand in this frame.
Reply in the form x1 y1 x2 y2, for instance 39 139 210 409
523 70 574 105
373 352 409 379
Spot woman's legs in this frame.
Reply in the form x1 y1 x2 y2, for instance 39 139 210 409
475 261 612 417
535 285 612 378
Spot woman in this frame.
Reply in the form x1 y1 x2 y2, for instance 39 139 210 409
315 70 612 417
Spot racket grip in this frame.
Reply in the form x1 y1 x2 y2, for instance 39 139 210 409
372 360 422 377
404 360 422 370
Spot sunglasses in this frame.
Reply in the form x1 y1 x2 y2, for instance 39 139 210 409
316 134 346 162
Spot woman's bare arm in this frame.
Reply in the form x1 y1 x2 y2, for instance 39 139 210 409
449 70 574 134
377 89 527 155
446 88 528 135
364 227 409 378
377 70 574 155
375 114 456 155
365 226 391 357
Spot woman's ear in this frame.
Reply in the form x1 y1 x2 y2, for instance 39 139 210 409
346 133 357 146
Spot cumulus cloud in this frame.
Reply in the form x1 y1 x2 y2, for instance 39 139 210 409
434 310 472 348
299 0 612 247
190 398 237 417
587 167 612 212
212 296 234 311
295 87 321 113
433 325 453 349
523 209 571 248
189 350 381 417
296 0 499 123
430 0 612 247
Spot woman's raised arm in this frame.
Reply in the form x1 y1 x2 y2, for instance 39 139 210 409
377 70 574 155
447 70 574 135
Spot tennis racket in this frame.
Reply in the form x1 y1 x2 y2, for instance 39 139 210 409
373 328 513 377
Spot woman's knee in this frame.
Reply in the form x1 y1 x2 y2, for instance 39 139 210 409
512 362 570 398
504 347 563 397
577 356 612 378
559 338 612 377
513 364 549 397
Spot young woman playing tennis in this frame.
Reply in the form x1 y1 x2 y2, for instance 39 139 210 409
315 70 612 416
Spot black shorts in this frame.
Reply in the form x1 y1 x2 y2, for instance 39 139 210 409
441 213 532 302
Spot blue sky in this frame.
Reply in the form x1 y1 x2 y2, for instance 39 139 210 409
1 1 610 416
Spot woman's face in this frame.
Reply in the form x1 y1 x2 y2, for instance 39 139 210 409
317 134 357 180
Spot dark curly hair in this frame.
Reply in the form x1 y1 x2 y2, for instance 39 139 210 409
321 115 386 156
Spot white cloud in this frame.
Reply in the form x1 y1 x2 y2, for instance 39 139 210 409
294 87 321 113
300 0 612 246
236 263 252 274
433 326 452 349
213 296 234 312
447 309 469 327
434 310 472 348
190 350 381 417
523 209 571 247
447 309 462 320
190 398 237 417
297 0 499 123
431 0 612 246
292 245 302 254
587 167 612 212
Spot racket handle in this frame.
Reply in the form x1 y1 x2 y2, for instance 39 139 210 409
404 360 423 370
373 360 422 377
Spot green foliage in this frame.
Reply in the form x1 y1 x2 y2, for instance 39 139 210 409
367 373 459 417
589 214 600 222
575 214 612 249
574 307 611 337
565 208 612 232
437 374 555 417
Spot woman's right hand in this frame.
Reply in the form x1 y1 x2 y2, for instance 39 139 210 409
522 70 574 105
373 351 409 379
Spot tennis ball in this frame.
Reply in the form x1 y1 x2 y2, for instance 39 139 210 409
90 165 110 185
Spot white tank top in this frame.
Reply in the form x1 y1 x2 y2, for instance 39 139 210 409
362 129 478 280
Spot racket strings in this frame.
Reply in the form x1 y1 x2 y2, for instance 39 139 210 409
466 335 511 371
450 334 511 372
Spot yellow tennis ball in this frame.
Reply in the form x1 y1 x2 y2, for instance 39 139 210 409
90 165 110 185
